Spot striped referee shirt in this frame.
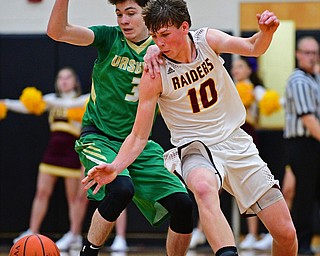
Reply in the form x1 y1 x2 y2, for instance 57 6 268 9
284 68 320 139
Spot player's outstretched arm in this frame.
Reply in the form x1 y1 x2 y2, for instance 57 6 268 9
47 0 94 46
248 10 279 54
207 10 279 57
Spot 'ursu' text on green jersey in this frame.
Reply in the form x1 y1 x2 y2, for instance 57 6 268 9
82 26 155 140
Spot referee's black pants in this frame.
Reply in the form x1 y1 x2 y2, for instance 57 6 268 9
285 137 320 251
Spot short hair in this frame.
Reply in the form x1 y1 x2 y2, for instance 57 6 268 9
142 0 192 34
108 0 150 7
296 36 319 51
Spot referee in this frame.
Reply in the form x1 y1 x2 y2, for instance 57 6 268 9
284 36 320 255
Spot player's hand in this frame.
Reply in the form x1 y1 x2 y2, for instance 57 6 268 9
82 163 118 194
256 10 279 34
144 45 163 78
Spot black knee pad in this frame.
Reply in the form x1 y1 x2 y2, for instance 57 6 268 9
97 176 134 222
158 192 194 234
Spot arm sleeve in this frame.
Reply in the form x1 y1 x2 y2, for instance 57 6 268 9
88 25 118 63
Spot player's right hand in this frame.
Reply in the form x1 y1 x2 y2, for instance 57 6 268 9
82 163 118 194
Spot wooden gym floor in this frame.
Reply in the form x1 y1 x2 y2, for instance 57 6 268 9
0 245 285 256
2 236 320 256
2 246 320 256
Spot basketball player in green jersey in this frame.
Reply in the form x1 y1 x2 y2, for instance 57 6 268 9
47 0 194 255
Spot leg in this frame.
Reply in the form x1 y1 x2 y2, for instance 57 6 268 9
289 138 319 253
13 172 57 243
186 167 236 253
239 216 258 249
282 165 295 210
87 209 115 246
111 208 128 251
158 192 194 256
246 216 259 237
81 176 134 256
114 209 127 238
196 221 203 231
189 219 206 249
258 195 297 256
64 176 89 236
166 228 192 256
56 175 89 250
29 172 57 233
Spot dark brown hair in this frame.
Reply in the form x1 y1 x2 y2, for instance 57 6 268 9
108 0 149 7
142 0 191 34
240 56 264 88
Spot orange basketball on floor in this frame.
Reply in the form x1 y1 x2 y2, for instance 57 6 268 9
9 234 60 256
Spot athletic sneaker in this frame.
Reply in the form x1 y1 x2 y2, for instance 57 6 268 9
253 233 272 250
189 228 206 249
13 229 34 244
110 235 128 251
239 233 257 250
56 231 83 251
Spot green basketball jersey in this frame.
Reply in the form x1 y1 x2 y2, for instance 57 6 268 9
82 26 155 140
77 27 189 226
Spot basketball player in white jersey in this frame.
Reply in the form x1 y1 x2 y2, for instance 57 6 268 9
82 0 298 255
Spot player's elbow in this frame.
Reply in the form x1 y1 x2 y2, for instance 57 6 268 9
47 24 65 42
254 51 265 57
250 45 267 56
47 27 59 41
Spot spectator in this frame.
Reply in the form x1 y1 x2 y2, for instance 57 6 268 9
3 67 89 251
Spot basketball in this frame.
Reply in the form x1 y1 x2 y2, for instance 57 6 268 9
9 234 60 256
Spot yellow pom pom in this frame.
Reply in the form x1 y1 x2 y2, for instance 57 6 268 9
0 102 7 120
67 107 85 122
19 87 46 115
259 90 281 116
236 82 254 108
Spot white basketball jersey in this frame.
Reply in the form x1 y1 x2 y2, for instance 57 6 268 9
158 27 246 147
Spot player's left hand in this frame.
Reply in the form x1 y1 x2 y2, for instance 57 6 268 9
82 163 118 194
256 10 279 34
144 45 163 78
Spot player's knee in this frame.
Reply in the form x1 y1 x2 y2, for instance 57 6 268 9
159 192 194 234
98 176 134 222
191 178 218 200
274 222 297 247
